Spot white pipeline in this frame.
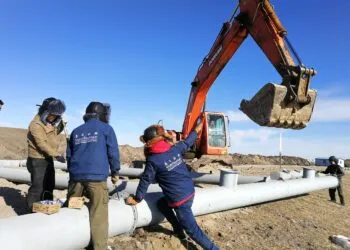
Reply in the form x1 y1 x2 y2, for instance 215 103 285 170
0 160 268 184
0 167 162 194
0 171 338 250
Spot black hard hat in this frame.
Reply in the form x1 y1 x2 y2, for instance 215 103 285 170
85 101 110 123
46 99 66 116
38 97 65 116
329 156 338 163
142 125 159 143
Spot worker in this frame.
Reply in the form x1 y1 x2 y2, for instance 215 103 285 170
26 97 66 211
0 99 4 110
126 121 219 250
321 156 345 206
66 101 120 250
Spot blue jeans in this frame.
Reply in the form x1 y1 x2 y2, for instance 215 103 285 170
157 196 219 250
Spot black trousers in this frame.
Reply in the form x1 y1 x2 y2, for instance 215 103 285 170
26 157 55 210
329 178 345 205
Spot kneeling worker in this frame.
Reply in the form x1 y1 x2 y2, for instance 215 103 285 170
126 120 219 250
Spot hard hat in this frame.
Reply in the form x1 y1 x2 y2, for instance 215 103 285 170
140 125 173 143
38 97 66 125
84 101 111 123
329 156 338 163
46 99 66 116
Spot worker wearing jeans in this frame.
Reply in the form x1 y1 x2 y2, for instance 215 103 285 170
157 196 217 249
126 121 219 250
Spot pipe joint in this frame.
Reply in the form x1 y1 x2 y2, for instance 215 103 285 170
303 167 315 179
219 168 238 188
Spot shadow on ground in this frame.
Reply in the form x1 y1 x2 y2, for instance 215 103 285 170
144 224 199 250
0 187 28 215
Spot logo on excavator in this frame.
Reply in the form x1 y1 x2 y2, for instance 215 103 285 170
208 45 222 66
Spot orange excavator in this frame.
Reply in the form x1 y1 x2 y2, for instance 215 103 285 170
168 0 317 157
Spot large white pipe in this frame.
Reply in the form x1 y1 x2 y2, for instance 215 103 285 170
0 160 267 184
0 167 162 194
0 175 338 250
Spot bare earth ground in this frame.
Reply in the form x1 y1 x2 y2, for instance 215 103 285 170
0 127 349 249
0 165 349 250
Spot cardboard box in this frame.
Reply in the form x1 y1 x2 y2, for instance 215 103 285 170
32 201 61 215
68 197 85 209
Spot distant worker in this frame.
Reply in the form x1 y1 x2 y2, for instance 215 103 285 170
126 120 219 250
321 156 345 206
66 102 120 250
26 97 66 211
0 99 4 110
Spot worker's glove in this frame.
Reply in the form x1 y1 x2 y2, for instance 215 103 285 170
111 174 119 185
125 195 139 205
55 155 66 163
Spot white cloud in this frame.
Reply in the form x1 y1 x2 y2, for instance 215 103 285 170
312 98 350 122
226 110 249 122
62 110 85 133
230 128 279 145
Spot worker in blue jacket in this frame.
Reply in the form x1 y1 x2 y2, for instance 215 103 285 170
126 121 219 250
66 101 120 250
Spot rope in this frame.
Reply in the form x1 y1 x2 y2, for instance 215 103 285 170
129 205 138 236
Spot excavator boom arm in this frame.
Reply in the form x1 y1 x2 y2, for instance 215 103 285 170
182 0 317 138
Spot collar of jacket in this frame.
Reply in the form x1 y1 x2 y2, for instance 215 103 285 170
149 140 171 154
34 115 56 133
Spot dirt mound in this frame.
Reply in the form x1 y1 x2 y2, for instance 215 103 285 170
0 127 144 164
0 127 28 159
0 127 311 167
119 145 144 164
345 159 350 168
190 154 311 170
0 127 67 160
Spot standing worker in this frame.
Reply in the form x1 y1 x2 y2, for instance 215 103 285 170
321 156 345 206
66 101 120 250
126 121 219 250
26 97 66 211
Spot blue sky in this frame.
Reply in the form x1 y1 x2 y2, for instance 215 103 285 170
0 0 349 160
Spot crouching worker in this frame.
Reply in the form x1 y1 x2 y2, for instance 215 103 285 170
66 102 120 250
27 97 66 211
321 156 345 206
126 120 219 250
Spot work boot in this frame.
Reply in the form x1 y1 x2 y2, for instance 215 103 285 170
174 230 187 240
329 199 337 203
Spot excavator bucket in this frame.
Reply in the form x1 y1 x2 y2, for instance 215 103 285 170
240 83 317 129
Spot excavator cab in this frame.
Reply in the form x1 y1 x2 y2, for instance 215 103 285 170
198 112 230 155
